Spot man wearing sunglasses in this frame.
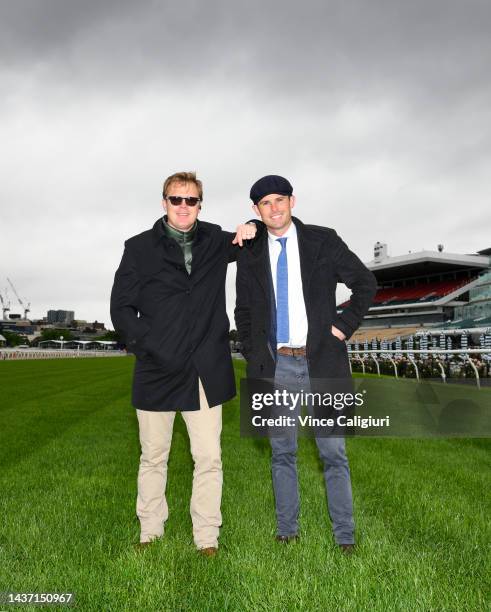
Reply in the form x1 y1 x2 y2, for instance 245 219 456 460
110 171 257 556
235 175 376 554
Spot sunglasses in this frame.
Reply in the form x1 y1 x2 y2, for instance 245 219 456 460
166 196 201 207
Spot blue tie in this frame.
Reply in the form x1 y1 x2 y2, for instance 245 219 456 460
276 237 289 343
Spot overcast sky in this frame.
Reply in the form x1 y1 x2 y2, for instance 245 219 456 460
1 0 490 328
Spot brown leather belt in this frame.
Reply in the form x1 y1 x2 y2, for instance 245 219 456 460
277 346 307 357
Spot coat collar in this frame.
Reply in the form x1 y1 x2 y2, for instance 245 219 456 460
294 217 323 300
248 216 323 298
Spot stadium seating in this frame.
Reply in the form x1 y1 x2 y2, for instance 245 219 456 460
339 277 477 309
442 315 491 329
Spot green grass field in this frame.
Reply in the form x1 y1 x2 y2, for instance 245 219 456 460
0 358 489 611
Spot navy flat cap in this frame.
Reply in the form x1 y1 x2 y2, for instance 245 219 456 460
250 175 293 204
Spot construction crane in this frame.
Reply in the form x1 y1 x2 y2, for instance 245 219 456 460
0 291 10 320
7 278 30 320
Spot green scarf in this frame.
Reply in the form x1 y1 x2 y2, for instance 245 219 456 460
162 218 197 274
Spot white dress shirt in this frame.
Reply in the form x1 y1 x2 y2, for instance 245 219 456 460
268 222 308 348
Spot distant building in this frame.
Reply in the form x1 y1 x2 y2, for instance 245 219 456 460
72 320 88 329
0 321 36 335
47 310 75 325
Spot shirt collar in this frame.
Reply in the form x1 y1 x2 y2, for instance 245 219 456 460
267 220 297 246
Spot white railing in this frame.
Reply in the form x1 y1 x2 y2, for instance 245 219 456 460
347 347 490 389
0 348 126 361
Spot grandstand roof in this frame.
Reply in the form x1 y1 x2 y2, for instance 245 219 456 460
366 248 489 282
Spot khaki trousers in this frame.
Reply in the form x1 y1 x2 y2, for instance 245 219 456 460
136 381 222 548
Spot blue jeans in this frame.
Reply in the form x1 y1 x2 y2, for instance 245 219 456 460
270 353 355 544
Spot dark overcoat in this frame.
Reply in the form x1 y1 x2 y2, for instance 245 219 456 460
234 217 377 381
110 218 238 411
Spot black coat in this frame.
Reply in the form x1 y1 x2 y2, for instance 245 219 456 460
110 218 238 411
234 217 377 380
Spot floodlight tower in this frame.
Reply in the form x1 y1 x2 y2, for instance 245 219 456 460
7 278 31 319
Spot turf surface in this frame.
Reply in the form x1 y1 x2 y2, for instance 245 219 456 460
0 358 489 611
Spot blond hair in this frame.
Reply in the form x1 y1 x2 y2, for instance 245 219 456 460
162 171 203 200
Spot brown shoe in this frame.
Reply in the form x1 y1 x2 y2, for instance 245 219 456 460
275 535 299 543
199 547 218 557
339 543 355 555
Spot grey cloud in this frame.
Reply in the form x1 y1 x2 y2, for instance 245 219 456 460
1 0 490 325
2 0 490 106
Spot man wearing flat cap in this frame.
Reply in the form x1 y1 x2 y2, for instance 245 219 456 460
235 175 376 553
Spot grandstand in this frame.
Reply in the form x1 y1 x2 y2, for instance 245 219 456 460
338 242 491 343
349 326 422 344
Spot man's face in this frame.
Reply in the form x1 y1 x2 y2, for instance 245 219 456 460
163 181 201 232
253 193 295 236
